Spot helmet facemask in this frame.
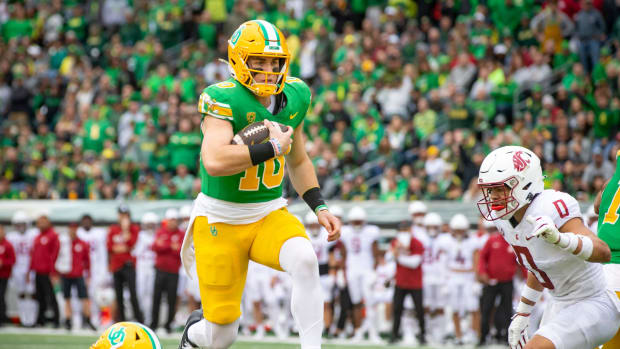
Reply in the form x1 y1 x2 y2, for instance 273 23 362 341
244 55 288 96
477 177 520 221
426 225 441 238
307 223 321 237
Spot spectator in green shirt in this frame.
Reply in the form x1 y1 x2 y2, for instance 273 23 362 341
150 132 172 173
169 118 201 173
413 98 437 142
145 64 175 95
1 3 32 42
81 109 115 154
447 90 475 130
171 164 195 198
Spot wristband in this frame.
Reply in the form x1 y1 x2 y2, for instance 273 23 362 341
576 235 593 260
269 138 283 156
516 301 534 315
521 285 542 304
555 232 574 249
560 234 593 260
302 187 327 215
249 142 275 166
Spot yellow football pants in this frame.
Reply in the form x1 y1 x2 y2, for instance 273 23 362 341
192 207 307 324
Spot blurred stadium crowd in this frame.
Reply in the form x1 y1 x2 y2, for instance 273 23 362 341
1 0 620 203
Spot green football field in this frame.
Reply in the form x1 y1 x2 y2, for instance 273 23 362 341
0 331 494 349
0 333 414 349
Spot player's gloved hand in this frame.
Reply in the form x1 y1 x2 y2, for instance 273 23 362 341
508 313 529 349
526 215 561 244
264 120 293 156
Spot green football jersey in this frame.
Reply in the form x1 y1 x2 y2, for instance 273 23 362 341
597 150 620 264
197 77 311 203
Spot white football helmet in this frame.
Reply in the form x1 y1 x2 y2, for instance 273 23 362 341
423 212 442 237
450 214 469 240
179 205 192 219
408 201 427 225
304 212 321 237
330 205 344 219
408 201 427 215
11 210 31 225
347 206 367 223
449 214 469 230
478 146 544 221
140 212 159 232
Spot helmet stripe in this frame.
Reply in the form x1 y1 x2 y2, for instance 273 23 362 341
255 20 280 46
271 23 281 44
256 20 270 46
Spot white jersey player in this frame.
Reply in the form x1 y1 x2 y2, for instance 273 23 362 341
305 212 336 335
442 214 478 344
421 212 449 343
6 211 37 326
478 145 620 349
134 212 159 325
243 261 272 338
77 214 110 326
339 206 380 339
409 201 430 247
585 204 598 233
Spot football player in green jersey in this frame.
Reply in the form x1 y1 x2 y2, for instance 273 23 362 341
594 149 620 349
178 20 341 349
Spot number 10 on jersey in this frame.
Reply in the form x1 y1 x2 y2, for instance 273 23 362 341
239 156 285 191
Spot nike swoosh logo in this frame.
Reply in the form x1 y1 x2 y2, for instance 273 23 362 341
525 235 535 241
289 112 298 119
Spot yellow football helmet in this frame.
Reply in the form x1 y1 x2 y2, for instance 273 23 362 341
90 322 162 349
228 19 290 97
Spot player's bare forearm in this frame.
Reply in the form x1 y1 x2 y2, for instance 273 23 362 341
286 122 319 195
560 218 611 263
201 116 255 176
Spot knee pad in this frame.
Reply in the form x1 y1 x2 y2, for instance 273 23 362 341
281 237 318 276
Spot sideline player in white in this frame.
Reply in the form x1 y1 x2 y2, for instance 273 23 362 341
421 212 449 344
339 206 380 340
77 214 110 327
443 214 478 344
478 145 620 349
6 211 38 326
305 212 336 336
408 201 429 246
585 205 597 233
134 212 159 326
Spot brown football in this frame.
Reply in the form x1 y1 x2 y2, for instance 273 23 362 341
231 120 290 145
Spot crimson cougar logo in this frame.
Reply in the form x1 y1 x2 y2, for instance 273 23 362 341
513 151 530 172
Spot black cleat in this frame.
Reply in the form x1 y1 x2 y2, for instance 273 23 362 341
178 309 203 349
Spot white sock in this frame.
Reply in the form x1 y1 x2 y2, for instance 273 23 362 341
187 318 239 349
279 237 323 349
367 305 379 338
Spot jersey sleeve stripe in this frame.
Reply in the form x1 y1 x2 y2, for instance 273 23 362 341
198 92 233 117
198 92 208 114
210 104 233 117
205 112 233 121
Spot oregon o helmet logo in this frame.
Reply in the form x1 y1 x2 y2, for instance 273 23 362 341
108 326 126 347
230 26 245 47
